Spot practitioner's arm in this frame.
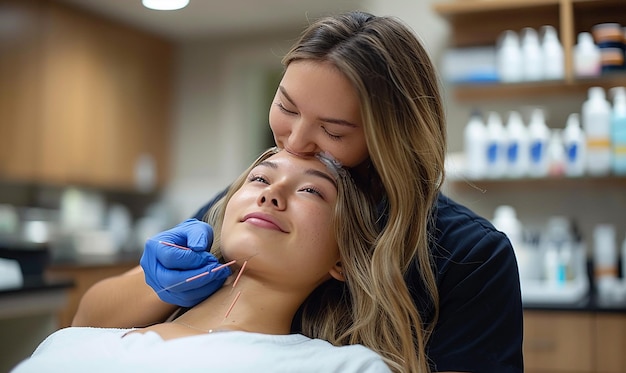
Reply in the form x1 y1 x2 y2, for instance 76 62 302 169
72 219 231 328
72 266 175 328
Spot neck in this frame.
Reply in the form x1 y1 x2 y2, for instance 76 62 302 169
176 275 308 335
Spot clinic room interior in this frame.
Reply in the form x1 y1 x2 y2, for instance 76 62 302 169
1 0 626 372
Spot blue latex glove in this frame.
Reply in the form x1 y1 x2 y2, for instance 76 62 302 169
141 219 231 307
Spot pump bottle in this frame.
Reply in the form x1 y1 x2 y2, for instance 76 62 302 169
610 87 626 175
562 113 586 177
527 108 550 177
582 87 612 176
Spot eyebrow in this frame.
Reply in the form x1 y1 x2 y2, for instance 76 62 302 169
278 86 358 128
259 160 337 188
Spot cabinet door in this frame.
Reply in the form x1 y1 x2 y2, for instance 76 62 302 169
524 311 593 372
37 2 172 190
0 0 43 181
595 313 626 373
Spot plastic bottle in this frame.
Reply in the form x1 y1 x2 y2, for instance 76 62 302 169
543 217 574 286
521 27 544 81
492 205 528 280
485 111 507 178
504 111 529 178
610 86 626 175
464 110 487 179
496 30 523 83
593 224 618 301
541 25 565 80
582 87 612 176
574 32 601 78
547 129 565 177
561 113 586 177
527 108 550 177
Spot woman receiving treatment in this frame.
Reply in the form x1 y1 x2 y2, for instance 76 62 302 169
13 148 393 372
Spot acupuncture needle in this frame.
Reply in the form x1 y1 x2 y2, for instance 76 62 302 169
155 259 237 294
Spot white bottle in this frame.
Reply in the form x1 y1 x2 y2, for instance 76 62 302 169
547 129 565 177
541 25 565 80
485 111 507 178
496 30 523 83
521 27 544 81
492 205 527 279
561 113 586 177
527 108 550 177
504 110 529 178
610 87 626 175
464 110 487 179
593 224 618 300
582 87 612 176
574 32 601 78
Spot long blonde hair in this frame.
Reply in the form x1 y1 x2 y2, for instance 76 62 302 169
281 11 447 373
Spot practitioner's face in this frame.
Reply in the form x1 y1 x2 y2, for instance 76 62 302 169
221 151 342 288
269 60 369 168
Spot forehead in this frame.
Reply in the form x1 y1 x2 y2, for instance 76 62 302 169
260 151 336 184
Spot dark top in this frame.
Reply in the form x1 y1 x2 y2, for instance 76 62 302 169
193 192 523 373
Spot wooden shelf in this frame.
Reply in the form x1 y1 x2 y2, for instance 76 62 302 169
446 175 626 191
433 0 560 16
449 74 626 102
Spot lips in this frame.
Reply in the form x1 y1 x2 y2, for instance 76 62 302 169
242 212 287 232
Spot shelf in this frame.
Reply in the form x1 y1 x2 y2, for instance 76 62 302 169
446 175 626 191
433 0 560 16
448 74 626 102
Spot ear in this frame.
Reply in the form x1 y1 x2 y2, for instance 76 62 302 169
329 260 345 282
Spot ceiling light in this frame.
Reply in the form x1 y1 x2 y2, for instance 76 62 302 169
142 0 189 11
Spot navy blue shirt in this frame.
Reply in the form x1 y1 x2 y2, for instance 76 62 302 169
193 192 523 372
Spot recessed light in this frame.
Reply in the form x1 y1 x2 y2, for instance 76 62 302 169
142 0 189 11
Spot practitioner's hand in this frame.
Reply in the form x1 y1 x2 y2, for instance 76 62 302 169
141 219 231 307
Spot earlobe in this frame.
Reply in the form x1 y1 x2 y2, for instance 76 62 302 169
329 261 345 282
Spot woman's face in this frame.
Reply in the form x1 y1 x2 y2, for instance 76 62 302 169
221 150 342 288
269 60 369 168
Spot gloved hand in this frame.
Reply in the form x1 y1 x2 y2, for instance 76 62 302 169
141 219 231 307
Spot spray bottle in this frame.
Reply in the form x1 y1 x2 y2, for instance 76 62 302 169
610 86 626 175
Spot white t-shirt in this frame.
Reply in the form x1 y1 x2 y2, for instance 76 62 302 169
11 327 391 373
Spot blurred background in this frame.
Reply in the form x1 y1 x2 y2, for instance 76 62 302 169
1 0 626 371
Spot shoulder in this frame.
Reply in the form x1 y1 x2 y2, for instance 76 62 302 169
423 194 523 372
299 338 391 373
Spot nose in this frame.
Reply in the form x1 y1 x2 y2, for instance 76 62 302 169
258 188 285 210
284 121 318 156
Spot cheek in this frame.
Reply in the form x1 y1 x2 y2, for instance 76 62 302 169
269 106 287 146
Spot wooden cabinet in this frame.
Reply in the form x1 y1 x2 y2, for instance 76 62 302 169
0 0 173 191
432 0 626 102
524 310 626 373
46 261 137 328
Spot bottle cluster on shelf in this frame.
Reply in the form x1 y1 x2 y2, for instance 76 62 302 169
441 22 626 84
492 205 626 304
463 86 626 179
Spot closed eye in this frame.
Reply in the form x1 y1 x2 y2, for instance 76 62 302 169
274 102 297 115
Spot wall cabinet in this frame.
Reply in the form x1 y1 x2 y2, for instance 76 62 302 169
0 0 173 191
433 0 626 102
524 310 626 373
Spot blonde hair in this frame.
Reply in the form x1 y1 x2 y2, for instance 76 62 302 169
281 11 447 373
